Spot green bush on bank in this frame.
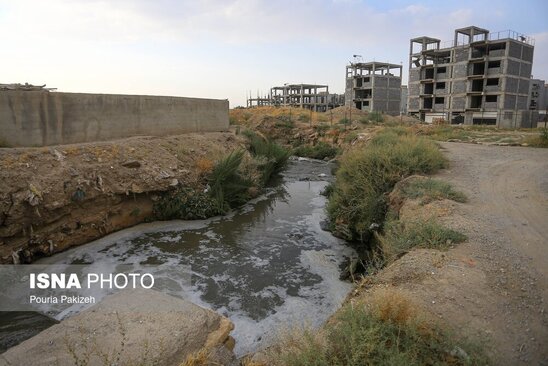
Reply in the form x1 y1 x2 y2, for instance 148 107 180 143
244 130 291 184
293 142 339 160
154 133 290 220
153 188 222 220
327 128 446 241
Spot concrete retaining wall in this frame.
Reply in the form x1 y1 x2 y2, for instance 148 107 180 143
0 91 229 147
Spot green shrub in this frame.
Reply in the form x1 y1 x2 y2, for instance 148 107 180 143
379 218 467 262
209 150 253 212
358 116 370 125
153 188 222 220
293 142 339 160
298 113 310 122
401 178 467 204
271 295 487 366
244 130 291 183
275 119 295 129
327 128 446 241
343 132 359 143
368 111 384 123
314 123 330 136
339 117 350 125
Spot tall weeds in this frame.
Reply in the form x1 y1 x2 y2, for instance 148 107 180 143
327 128 446 241
244 130 290 184
208 150 253 212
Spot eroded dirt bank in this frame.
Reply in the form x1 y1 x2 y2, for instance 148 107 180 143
0 132 244 263
356 143 548 365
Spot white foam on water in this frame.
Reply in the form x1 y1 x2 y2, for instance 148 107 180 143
34 175 356 358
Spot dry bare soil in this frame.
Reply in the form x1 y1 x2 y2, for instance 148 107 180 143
364 142 547 365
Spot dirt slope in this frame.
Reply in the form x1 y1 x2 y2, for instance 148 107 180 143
358 142 547 365
434 143 548 364
0 133 244 263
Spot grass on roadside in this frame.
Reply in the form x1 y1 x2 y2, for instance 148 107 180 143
378 218 467 262
419 125 472 141
400 178 467 204
266 289 487 366
524 128 548 148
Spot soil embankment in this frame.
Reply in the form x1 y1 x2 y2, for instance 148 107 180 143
0 132 244 263
356 142 548 365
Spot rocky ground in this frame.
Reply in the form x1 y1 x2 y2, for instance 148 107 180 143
355 142 548 365
0 132 245 263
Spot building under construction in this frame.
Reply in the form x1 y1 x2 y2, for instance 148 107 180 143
408 26 536 127
246 84 343 111
345 61 403 115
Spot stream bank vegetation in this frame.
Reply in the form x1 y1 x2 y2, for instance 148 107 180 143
327 127 447 242
264 289 488 366
154 132 289 220
263 126 488 366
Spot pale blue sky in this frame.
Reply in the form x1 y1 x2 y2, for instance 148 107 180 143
1 0 547 106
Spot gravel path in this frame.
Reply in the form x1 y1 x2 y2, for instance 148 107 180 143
435 142 548 365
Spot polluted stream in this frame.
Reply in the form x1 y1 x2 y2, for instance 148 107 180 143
7 158 356 356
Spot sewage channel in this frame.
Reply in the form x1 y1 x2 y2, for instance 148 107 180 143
2 158 356 356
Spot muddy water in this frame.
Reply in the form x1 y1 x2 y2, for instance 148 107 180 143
9 159 355 355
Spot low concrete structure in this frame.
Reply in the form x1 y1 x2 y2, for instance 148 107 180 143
0 290 237 366
0 91 229 147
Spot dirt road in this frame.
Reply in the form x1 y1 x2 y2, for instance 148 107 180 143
436 142 548 365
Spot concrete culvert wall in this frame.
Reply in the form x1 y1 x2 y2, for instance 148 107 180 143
0 91 229 147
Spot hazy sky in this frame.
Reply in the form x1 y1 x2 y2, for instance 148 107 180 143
1 0 547 107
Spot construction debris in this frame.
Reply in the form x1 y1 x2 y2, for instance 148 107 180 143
0 83 56 92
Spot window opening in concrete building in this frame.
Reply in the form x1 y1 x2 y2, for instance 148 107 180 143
437 67 447 74
473 118 496 125
451 113 465 124
486 78 499 86
471 45 487 58
435 97 445 104
424 97 433 109
488 43 506 56
424 68 434 79
424 83 434 94
488 60 501 68
436 82 446 89
356 89 372 99
485 95 498 103
471 95 482 108
471 62 485 75
471 79 484 92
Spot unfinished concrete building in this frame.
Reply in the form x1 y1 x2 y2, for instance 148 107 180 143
408 26 536 127
400 86 408 114
529 79 547 125
345 62 402 115
246 96 272 108
270 84 335 112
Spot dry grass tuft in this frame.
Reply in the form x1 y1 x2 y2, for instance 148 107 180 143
180 348 210 366
369 288 417 326
196 158 215 174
